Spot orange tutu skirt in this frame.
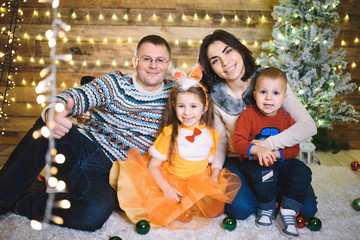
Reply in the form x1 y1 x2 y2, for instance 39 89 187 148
109 148 241 229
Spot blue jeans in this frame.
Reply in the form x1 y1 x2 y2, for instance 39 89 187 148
224 157 318 220
0 118 116 231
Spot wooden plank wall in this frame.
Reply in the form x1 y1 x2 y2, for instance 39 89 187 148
0 0 359 147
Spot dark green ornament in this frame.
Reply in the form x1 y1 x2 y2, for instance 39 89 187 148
109 236 122 240
307 217 322 231
352 198 360 211
136 220 150 235
222 216 237 231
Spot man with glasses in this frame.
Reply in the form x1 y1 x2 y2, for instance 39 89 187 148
0 35 175 231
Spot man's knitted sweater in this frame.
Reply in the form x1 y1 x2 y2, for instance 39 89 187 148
42 71 175 162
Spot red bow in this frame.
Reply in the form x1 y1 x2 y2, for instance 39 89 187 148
185 128 202 143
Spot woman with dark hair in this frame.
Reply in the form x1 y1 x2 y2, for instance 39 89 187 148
199 29 318 228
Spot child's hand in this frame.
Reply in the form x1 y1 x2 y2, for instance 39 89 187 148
160 183 183 203
253 146 276 167
211 167 220 182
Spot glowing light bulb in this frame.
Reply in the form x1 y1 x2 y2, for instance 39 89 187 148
98 13 104 20
31 220 42 230
112 14 117 20
205 14 210 20
355 37 359 44
123 13 128 20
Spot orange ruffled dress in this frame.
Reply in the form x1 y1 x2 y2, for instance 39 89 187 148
109 124 241 229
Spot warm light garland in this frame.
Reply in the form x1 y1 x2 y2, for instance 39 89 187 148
0 0 23 137
32 0 72 230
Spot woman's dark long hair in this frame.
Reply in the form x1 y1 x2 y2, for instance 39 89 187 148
199 29 256 92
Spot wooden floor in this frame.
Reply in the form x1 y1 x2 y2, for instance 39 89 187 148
0 144 359 170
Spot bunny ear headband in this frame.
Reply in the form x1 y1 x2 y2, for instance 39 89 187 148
171 64 208 106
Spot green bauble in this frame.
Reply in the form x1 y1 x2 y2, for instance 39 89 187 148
352 198 360 211
222 216 237 231
109 236 122 240
307 217 322 231
136 220 150 235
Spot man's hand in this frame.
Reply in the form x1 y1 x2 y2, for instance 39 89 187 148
47 98 75 139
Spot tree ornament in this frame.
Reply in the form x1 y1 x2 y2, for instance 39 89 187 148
178 211 193 223
350 161 360 171
222 216 237 231
307 217 322 231
296 215 306 228
109 236 122 240
352 198 360 211
135 220 150 235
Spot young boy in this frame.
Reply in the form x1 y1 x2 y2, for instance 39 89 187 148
232 67 313 238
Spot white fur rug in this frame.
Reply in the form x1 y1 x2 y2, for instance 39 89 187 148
1 165 359 240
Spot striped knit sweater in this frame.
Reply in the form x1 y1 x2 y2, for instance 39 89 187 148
43 71 176 162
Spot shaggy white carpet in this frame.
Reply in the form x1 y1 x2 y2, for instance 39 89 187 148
1 165 359 240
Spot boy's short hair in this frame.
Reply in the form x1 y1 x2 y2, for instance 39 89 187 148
255 67 287 89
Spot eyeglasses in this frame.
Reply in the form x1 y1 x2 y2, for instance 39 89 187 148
135 56 170 66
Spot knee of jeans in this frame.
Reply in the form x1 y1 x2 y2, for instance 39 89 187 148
299 198 318 220
300 204 318 220
225 200 256 220
68 204 114 231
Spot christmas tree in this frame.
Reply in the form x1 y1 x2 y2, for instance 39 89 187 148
257 0 360 129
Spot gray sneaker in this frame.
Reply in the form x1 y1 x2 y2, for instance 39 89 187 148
255 208 275 227
275 208 299 238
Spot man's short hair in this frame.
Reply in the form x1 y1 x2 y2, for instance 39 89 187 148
135 35 171 57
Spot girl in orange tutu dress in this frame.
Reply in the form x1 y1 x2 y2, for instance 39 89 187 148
109 66 241 229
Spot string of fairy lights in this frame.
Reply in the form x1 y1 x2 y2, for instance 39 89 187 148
29 0 72 230
0 0 22 135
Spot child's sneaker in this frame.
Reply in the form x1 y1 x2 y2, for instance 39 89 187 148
275 208 299 238
255 208 275 227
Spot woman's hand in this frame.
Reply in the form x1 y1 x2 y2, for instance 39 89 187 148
251 139 272 150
